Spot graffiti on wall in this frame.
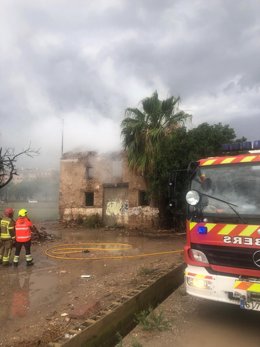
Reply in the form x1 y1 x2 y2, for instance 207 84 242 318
106 199 129 216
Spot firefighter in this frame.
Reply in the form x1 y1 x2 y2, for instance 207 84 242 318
13 209 34 266
0 208 15 266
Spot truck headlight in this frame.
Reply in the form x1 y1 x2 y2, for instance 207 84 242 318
186 275 213 290
186 190 200 206
189 249 209 264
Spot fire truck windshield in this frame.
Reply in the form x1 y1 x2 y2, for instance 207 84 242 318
191 163 260 220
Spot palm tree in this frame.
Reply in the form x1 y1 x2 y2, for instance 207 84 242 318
121 91 191 177
121 91 191 227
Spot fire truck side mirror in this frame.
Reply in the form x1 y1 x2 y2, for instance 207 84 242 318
187 161 199 178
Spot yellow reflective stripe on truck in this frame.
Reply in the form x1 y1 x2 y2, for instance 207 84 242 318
234 280 260 293
239 225 259 237
217 224 237 235
189 222 260 236
240 156 257 163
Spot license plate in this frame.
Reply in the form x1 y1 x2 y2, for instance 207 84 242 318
234 280 260 311
241 300 260 311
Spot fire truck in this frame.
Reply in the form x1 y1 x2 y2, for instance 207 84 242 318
184 140 260 310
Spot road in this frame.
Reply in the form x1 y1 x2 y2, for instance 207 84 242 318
123 285 260 347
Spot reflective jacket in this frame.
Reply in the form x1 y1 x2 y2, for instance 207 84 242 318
15 217 33 243
0 217 15 240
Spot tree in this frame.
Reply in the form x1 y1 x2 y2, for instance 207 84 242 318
121 92 243 228
121 91 191 182
0 146 39 189
183 122 236 162
164 123 238 228
121 91 191 226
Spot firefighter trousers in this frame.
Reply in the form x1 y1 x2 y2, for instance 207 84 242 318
0 239 13 264
13 240 33 264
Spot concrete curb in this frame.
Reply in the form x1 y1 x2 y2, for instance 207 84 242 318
49 263 185 347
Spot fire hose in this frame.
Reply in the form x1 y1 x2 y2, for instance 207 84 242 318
45 242 183 261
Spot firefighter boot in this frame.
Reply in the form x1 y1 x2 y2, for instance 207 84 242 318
3 254 11 266
13 255 19 267
26 254 34 266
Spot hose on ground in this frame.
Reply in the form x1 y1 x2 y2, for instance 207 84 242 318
45 242 183 261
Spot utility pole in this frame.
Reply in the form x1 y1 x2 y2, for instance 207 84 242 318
61 118 64 157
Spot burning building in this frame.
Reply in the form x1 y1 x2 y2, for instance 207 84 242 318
59 151 159 228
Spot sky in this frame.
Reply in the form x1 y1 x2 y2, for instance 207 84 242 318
0 0 260 169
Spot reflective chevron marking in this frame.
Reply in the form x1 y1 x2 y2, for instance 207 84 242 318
218 224 237 235
189 222 260 237
239 225 259 237
199 154 260 166
234 280 260 293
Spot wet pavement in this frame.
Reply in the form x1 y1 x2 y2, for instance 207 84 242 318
0 223 184 346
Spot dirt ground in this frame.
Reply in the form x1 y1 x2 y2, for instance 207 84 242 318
0 222 184 347
123 285 260 347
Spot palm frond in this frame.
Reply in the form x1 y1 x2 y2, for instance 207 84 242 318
121 91 191 178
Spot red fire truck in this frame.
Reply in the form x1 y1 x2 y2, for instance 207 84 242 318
184 141 260 310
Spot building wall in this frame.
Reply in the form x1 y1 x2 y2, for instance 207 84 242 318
59 152 159 228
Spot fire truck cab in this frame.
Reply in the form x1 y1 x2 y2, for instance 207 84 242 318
184 141 260 311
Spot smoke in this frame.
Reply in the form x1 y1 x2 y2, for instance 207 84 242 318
1 0 260 169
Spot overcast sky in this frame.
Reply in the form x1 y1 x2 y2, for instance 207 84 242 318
0 0 260 169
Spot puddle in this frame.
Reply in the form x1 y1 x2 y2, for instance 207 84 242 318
0 226 184 333
0 269 59 323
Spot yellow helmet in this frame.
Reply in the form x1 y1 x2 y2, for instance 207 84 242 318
18 208 28 217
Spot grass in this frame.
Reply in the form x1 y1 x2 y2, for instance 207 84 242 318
131 339 143 347
82 213 104 228
137 266 157 276
115 332 123 347
135 307 171 331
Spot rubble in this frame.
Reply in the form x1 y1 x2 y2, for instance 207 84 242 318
31 226 55 243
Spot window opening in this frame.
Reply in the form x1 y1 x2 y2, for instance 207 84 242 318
85 192 94 206
139 190 149 206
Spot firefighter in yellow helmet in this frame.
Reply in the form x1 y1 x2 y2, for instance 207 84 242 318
0 208 15 266
13 209 34 266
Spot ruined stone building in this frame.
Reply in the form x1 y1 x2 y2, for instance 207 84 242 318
59 151 159 228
